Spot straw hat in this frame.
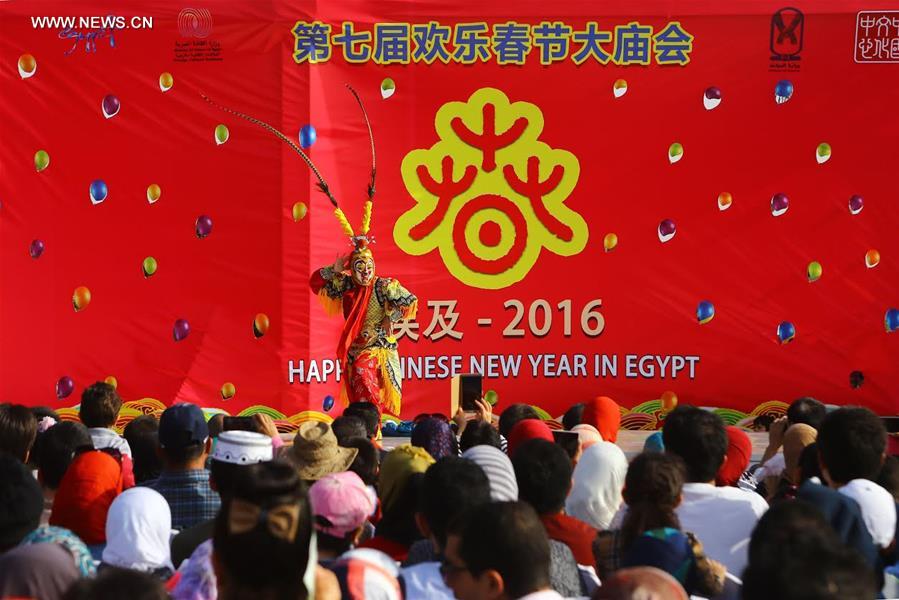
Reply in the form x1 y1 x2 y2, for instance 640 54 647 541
288 421 358 481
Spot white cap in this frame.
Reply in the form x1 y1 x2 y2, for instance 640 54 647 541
839 478 897 548
212 430 273 465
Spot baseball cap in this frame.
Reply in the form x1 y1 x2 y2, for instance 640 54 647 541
158 403 208 449
309 471 375 538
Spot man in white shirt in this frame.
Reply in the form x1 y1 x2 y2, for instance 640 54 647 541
663 406 768 577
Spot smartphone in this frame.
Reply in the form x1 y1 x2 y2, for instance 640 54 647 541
451 374 482 413
552 430 580 461
222 416 261 433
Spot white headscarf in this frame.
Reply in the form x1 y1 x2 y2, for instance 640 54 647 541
103 487 174 572
461 445 519 501
565 441 628 530
839 479 897 548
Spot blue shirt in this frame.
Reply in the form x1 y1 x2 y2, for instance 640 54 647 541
145 470 221 530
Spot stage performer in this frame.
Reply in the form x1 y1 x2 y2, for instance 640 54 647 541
203 86 417 417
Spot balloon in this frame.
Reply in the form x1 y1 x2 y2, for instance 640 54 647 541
381 78 395 99
613 79 628 98
102 94 120 119
323 395 335 411
56 376 74 400
29 239 44 259
848 195 864 215
849 370 864 389
383 420 398 435
816 142 831 165
807 261 822 282
603 233 618 252
292 201 307 222
299 124 316 149
660 390 678 413
147 184 161 204
72 286 91 312
214 124 229 145
173 318 190 342
777 321 796 344
697 300 715 324
703 86 722 110
658 219 676 243
668 142 684 164
221 382 236 400
865 249 880 269
159 72 173 92
34 150 50 172
18 54 37 79
142 256 157 278
886 308 899 333
770 193 789 217
104 376 118 389
717 192 733 211
775 80 793 104
195 215 213 239
484 389 498 406
90 180 108 205
253 313 270 338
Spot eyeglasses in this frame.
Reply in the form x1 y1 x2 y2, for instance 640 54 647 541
439 559 469 580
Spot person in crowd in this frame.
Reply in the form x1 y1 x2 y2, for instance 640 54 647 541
566 442 628 531
507 418 554 457
593 452 725 597
715 426 752 487
212 461 316 600
101 487 174 579
461 445 519 502
767 423 817 503
64 566 169 600
581 396 621 443
35 421 93 524
643 431 665 453
0 454 43 552
310 471 376 566
562 403 585 431
401 457 492 598
660 405 767 576
27 406 60 469
359 444 433 561
123 415 163 484
146 403 219 531
80 382 132 458
343 436 380 486
879 455 899 502
443 501 563 600
755 397 826 483
513 439 596 567
344 401 383 443
0 543 82 600
331 548 403 600
459 420 503 453
0 402 38 463
591 567 689 600
571 424 603 453
287 421 358 485
498 404 539 440
411 416 458 460
20 525 97 577
330 415 369 445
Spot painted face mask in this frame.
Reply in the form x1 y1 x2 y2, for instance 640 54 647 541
351 248 375 286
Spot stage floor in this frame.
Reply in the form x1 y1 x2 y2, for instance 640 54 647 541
383 430 770 462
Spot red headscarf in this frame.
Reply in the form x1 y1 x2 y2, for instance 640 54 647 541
50 450 124 544
716 426 752 487
582 396 621 443
507 419 554 457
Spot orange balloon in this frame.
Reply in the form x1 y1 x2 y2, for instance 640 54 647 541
865 249 880 268
660 390 678 413
73 286 91 311
253 313 270 338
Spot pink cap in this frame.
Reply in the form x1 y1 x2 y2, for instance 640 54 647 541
309 471 375 538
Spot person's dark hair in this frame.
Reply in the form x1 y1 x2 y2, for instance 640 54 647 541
27 407 61 468
450 501 551 599
459 420 503 453
160 442 206 468
331 415 368 446
123 415 162 483
419 457 491 549
376 472 425 547
743 500 876 600
661 406 727 483
35 421 93 489
316 529 355 556
343 403 380 439
78 382 122 428
562 403 585 431
64 566 168 600
31 406 61 422
620 452 685 546
0 403 38 463
798 442 823 484
818 407 886 484
786 397 826 430
877 455 899 502
210 461 243 500
214 460 313 600
343 437 379 486
0 454 43 552
512 439 572 515
498 404 539 439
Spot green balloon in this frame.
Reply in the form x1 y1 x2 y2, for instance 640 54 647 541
34 150 50 172
142 256 158 278
807 261 822 282
484 389 498 406
215 124 230 145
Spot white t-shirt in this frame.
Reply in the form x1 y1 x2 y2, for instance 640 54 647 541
676 483 768 577
400 562 454 600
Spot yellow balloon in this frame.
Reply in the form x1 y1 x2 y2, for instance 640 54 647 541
159 72 173 92
221 382 236 400
147 184 161 204
292 201 307 222
603 233 618 252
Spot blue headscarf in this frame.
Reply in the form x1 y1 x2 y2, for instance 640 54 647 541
19 525 96 577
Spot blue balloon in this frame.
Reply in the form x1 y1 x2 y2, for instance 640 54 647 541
299 124 317 149
397 420 414 436
89 179 108 205
775 80 794 104
886 308 899 333
697 300 715 324
777 321 796 344
323 395 335 411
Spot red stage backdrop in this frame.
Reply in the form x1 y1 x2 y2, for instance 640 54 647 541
2 1 898 430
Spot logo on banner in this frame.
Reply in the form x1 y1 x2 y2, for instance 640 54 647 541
769 7 803 71
855 11 899 63
177 8 213 38
173 8 222 62
395 88 587 290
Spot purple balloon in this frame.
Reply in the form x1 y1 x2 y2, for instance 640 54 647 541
102 94 120 118
771 193 789 216
56 376 74 399
173 318 191 342
658 218 677 242
704 86 722 100
195 215 213 239
848 195 864 215
30 239 44 259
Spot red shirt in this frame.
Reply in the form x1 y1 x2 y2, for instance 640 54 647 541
541 512 598 566
357 535 409 562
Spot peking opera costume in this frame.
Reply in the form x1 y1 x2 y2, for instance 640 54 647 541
203 86 417 417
